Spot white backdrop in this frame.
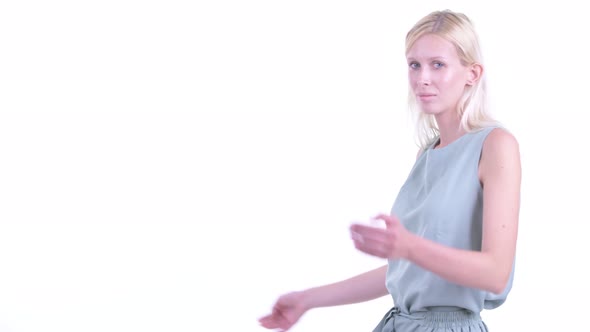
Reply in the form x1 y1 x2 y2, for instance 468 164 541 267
1 1 588 331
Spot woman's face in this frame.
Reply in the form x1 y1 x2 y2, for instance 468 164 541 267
406 34 473 116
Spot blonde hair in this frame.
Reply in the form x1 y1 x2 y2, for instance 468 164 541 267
406 10 498 149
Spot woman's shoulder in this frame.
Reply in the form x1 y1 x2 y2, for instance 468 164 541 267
479 127 521 178
482 127 519 152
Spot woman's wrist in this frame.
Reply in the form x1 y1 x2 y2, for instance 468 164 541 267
298 288 316 310
404 232 420 262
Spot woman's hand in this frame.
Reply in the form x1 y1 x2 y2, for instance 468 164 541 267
258 291 309 331
350 213 414 260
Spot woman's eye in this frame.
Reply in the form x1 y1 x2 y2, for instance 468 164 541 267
433 62 444 68
409 62 420 69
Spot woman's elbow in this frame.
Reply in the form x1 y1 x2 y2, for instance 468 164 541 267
487 270 511 295
488 281 506 295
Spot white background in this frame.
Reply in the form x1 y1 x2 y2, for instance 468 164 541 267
1 1 588 331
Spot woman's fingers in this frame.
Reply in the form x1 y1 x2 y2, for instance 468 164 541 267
373 214 399 229
350 224 391 258
350 214 406 259
350 224 387 238
259 312 291 331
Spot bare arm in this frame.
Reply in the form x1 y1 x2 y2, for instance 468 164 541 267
351 129 521 294
259 265 388 330
301 264 388 309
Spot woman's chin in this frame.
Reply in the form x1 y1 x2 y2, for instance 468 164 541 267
418 106 441 115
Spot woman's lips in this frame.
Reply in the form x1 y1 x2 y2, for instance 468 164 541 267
418 94 436 101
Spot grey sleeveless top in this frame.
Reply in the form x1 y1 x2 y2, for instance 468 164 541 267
386 127 514 313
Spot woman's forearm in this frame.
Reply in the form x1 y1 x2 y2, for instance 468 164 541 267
407 234 511 294
301 265 389 310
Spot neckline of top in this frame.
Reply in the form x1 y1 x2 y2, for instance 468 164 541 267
427 127 491 152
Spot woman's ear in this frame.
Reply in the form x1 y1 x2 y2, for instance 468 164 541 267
466 63 483 86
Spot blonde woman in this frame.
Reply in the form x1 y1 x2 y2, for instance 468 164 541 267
259 9 520 332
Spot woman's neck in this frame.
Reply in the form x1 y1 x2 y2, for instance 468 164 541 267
434 113 464 149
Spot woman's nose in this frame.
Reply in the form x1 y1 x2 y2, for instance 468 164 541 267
417 69 431 86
